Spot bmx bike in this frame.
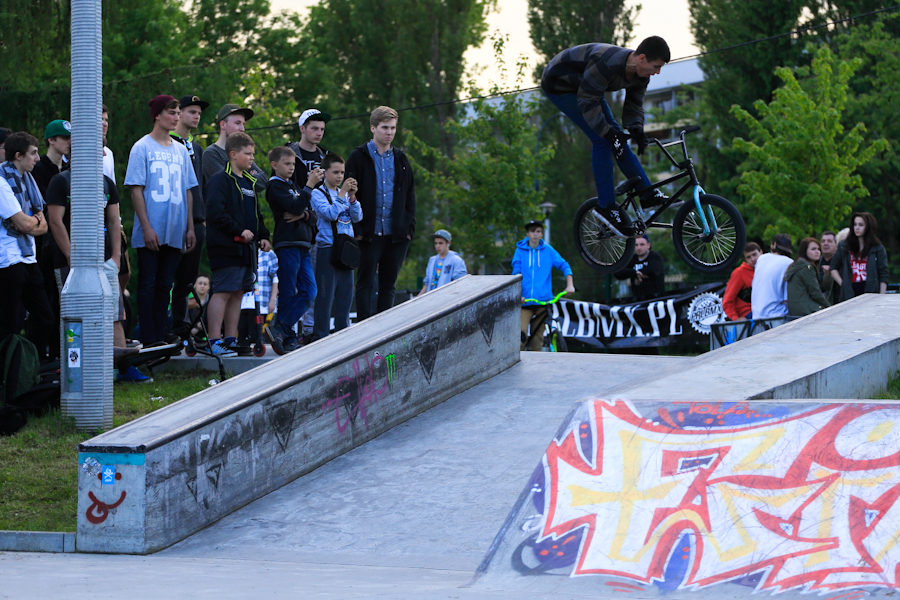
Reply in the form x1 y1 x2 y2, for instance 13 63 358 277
522 291 568 353
574 125 746 275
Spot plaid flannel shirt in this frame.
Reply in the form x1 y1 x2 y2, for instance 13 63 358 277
540 43 649 137
257 249 279 314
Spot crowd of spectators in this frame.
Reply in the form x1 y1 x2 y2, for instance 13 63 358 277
724 212 890 322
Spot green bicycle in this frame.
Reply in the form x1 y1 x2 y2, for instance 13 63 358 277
522 291 568 353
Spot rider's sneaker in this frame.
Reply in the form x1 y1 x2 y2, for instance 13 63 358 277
210 339 237 358
594 206 634 237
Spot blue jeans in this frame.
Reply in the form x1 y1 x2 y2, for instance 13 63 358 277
136 245 182 344
274 246 316 335
313 244 354 341
545 92 651 208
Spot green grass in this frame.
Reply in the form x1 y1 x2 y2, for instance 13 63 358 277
0 369 217 533
873 371 900 400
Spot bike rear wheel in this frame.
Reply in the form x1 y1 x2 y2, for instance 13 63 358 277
672 194 745 274
573 198 635 273
549 329 567 352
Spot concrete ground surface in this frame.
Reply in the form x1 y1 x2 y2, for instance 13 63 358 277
1 353 684 599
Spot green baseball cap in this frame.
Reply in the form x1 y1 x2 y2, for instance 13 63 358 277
44 119 72 139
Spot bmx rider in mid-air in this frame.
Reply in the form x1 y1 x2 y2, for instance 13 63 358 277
541 36 670 237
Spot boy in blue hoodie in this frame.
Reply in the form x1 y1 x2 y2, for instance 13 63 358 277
511 220 575 351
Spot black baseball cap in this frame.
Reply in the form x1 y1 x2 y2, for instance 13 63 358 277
524 220 544 231
178 95 210 111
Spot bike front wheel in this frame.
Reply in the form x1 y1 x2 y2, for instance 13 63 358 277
672 194 745 274
573 198 635 273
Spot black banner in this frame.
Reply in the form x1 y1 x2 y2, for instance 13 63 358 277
552 282 728 349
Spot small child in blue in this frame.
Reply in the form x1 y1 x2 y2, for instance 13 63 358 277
511 220 575 351
309 153 361 341
417 229 467 296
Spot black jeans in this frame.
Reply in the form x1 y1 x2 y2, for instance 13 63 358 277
355 236 410 321
136 245 182 344
170 223 206 334
0 262 53 354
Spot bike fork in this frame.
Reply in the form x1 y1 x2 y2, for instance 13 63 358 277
692 185 719 236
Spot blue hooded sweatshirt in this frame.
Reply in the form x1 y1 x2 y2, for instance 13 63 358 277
511 238 573 305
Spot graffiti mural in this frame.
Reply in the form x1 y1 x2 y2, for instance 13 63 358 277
516 400 900 594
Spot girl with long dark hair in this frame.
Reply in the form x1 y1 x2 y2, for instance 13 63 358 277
830 212 889 300
785 237 830 316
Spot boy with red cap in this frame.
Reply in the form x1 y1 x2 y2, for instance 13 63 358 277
124 95 197 345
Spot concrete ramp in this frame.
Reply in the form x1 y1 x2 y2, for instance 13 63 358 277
473 398 900 597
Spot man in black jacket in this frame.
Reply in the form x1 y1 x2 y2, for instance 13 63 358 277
204 132 271 356
169 94 209 341
614 234 665 301
346 106 416 320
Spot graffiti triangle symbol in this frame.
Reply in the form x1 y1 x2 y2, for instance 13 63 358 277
415 337 440 383
866 509 879 528
206 464 222 490
779 522 793 536
478 310 495 346
185 476 198 501
266 399 298 452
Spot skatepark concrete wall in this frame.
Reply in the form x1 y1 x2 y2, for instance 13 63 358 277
473 295 900 597
75 275 521 554
474 398 900 597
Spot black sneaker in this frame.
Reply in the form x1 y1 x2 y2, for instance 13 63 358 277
640 188 669 208
265 323 287 355
595 207 634 237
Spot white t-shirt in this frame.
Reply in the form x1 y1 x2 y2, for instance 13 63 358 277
103 146 115 183
124 135 197 249
751 253 793 318
0 177 38 268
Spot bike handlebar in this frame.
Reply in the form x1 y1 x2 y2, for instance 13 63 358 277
522 291 568 305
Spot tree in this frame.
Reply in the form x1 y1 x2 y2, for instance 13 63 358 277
730 46 888 241
298 0 494 155
406 44 552 273
834 14 900 255
686 0 807 207
528 0 639 79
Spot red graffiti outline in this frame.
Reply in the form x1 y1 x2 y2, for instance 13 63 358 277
85 490 127 524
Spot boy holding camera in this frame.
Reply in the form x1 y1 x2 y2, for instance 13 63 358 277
264 146 324 353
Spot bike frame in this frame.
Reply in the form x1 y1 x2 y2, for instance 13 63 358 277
618 127 719 237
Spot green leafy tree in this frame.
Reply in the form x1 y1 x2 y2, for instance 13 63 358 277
686 0 807 207
406 44 551 273
528 0 639 79
730 46 888 241
835 14 900 255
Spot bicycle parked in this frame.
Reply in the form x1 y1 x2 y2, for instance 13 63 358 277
574 126 746 275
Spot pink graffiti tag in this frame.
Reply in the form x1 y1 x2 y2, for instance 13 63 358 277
85 491 127 524
323 352 391 433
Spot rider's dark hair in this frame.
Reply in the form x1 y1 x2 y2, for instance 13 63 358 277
635 36 670 64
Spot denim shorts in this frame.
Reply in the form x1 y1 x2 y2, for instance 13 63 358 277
212 265 254 293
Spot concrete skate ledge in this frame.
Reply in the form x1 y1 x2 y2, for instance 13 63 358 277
0 530 75 553
601 294 900 401
76 275 521 554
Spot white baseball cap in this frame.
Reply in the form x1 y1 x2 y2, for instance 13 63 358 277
298 108 332 128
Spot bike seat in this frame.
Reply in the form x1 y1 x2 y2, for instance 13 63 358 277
615 176 643 196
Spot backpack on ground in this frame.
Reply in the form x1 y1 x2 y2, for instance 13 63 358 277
0 334 41 406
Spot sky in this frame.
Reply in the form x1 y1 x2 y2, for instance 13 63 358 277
269 0 698 89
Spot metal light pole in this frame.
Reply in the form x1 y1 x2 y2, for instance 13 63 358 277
61 0 114 430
